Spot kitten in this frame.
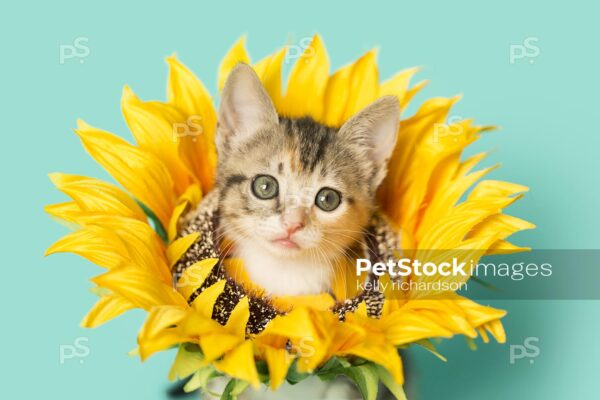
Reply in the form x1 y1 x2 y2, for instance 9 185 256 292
209 63 399 296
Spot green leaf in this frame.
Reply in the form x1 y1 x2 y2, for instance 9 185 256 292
320 356 351 370
285 359 310 385
138 201 168 243
255 360 270 384
374 365 407 400
183 366 218 393
168 345 205 381
316 357 350 381
344 363 379 400
338 357 352 368
318 356 341 372
220 379 250 400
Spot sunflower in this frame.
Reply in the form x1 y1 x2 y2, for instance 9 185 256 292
45 35 534 399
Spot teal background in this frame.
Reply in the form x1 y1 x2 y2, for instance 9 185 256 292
2 0 599 399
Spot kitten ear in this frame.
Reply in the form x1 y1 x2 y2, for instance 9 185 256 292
339 96 400 188
217 63 278 154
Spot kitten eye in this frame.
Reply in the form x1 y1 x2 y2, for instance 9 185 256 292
315 187 342 211
251 175 279 200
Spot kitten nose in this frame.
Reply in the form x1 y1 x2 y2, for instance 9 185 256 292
284 221 305 236
283 208 306 236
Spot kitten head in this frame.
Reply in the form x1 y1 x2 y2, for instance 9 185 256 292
216 63 399 261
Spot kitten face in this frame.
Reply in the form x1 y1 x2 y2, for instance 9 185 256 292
218 117 373 261
215 63 400 280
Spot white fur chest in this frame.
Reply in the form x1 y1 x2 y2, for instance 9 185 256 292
234 240 332 296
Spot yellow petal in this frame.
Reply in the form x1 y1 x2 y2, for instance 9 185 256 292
401 294 507 343
468 180 529 200
214 340 260 389
416 166 498 243
179 314 223 341
140 305 187 340
93 266 187 310
48 173 146 221
485 239 531 255
262 307 315 339
322 50 379 127
176 258 219 299
45 201 82 226
121 87 195 195
139 330 185 361
449 152 488 183
321 62 354 127
75 120 176 228
45 227 129 269
200 333 244 362
295 310 336 373
191 279 226 316
167 232 200 268
166 54 217 128
166 56 218 193
254 48 286 111
225 297 250 337
138 305 188 360
79 215 170 284
379 67 420 111
401 79 429 109
410 246 489 297
469 214 536 242
341 50 379 122
81 294 135 328
167 201 191 243
478 326 490 343
167 183 202 242
449 294 507 327
379 97 458 228
263 346 293 390
483 319 506 343
417 210 492 250
218 36 251 92
176 127 215 194
280 35 329 119
379 310 453 346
